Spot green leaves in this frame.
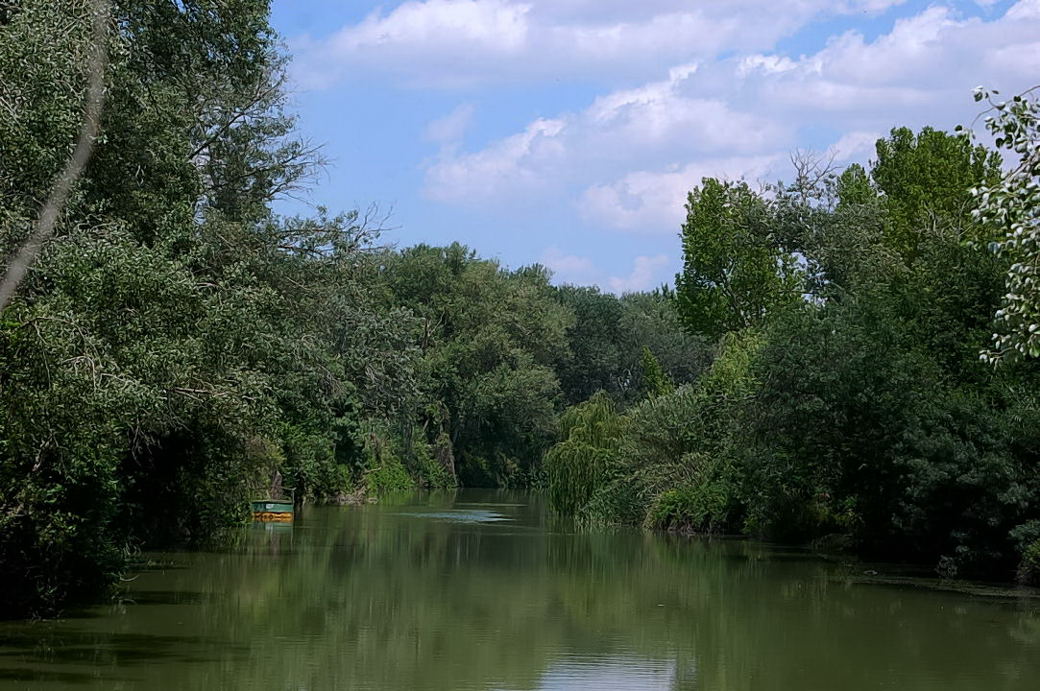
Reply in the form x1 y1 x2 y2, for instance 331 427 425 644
0 0 415 617
380 243 568 486
675 178 803 341
551 287 706 406
551 124 1040 581
966 86 1040 365
544 392 625 516
872 126 1000 258
639 346 673 399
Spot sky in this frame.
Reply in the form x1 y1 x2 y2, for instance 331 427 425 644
269 0 1040 293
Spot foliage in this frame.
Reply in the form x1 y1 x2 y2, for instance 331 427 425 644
967 87 1040 363
1019 540 1040 586
639 346 673 399
409 435 456 490
675 178 803 340
363 459 414 496
546 331 761 530
0 0 412 617
549 286 628 404
380 244 570 486
734 128 1039 575
544 392 626 517
550 286 706 406
873 126 1000 257
547 126 1040 582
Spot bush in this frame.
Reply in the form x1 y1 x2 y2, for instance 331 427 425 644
544 332 761 528
1019 540 1040 586
364 459 414 494
645 453 738 533
411 436 456 490
359 424 415 495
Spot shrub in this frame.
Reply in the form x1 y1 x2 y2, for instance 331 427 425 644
1018 540 1040 586
645 453 738 534
359 423 415 495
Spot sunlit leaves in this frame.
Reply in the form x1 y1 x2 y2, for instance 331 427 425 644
675 178 803 341
967 87 1040 364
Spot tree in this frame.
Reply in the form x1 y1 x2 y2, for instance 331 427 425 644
872 126 1000 258
547 131 1040 581
675 178 802 341
968 87 1040 363
640 346 673 399
381 244 570 486
550 287 706 406
0 0 413 616
551 286 628 405
836 163 875 209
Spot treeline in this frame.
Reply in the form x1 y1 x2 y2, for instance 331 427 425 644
376 245 703 489
545 125 1040 586
0 1 698 616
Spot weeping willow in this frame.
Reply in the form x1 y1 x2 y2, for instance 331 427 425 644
544 392 626 515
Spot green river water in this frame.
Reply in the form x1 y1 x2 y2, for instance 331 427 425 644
2 490 1040 690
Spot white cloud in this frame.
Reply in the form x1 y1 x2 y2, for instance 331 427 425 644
425 103 476 145
579 156 779 233
832 131 882 161
420 0 1040 233
424 117 565 202
1007 0 1040 19
745 3 1040 113
608 255 671 294
737 54 797 77
292 0 912 88
339 0 526 70
540 247 598 284
541 247 672 294
423 65 783 206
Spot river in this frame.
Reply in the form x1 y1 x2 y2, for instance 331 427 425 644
1 490 1039 690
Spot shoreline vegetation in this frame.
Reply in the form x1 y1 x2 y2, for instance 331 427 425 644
2 0 1040 619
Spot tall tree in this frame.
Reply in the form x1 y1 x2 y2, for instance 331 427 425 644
873 126 1000 259
639 347 673 399
675 178 802 341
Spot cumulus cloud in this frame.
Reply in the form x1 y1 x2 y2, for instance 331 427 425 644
608 255 672 294
540 246 598 285
292 0 912 88
421 0 1040 233
423 65 783 206
832 131 883 162
744 3 1040 114
541 247 673 294
579 157 779 233
424 117 566 202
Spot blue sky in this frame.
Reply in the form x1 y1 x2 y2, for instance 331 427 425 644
269 0 1039 292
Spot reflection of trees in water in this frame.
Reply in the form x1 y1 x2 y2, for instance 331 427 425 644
3 492 1039 690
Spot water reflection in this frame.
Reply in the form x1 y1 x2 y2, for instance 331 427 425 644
0 490 1039 690
396 509 510 523
504 657 678 691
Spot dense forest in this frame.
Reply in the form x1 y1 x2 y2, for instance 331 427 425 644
1 0 1039 618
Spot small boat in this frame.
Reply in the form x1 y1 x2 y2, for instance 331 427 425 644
251 498 294 523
